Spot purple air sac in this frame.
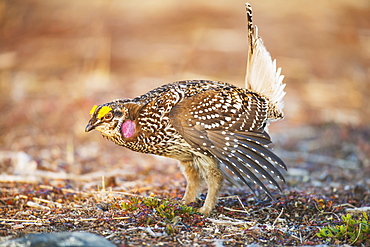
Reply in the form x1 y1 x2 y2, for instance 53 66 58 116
121 120 136 139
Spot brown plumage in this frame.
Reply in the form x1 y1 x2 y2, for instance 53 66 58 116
85 3 286 215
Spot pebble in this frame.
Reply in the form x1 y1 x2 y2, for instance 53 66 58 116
0 232 116 247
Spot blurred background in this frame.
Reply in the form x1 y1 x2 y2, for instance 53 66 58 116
0 0 369 186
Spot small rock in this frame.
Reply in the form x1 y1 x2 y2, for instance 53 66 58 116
0 232 116 247
286 168 309 177
14 151 37 175
346 206 370 213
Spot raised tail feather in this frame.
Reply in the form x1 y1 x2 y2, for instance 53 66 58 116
215 4 287 196
245 3 286 114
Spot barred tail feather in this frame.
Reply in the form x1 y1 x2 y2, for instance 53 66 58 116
245 3 286 114
207 130 287 200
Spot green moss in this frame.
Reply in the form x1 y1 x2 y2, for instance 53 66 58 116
316 212 370 245
120 196 201 235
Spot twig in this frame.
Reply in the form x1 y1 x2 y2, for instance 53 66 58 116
101 191 147 198
350 223 363 245
176 237 185 246
32 197 63 207
272 207 284 226
0 216 130 225
223 207 249 214
222 232 245 238
219 195 248 213
333 203 356 208
57 188 141 198
263 214 270 221
102 175 106 191
290 234 300 240
126 227 162 237
112 217 130 220
26 201 50 210
209 218 245 225
248 205 273 214
236 195 247 212
302 231 316 242
0 218 48 223
209 215 253 226
74 217 130 221
141 227 159 237
105 233 117 240
319 211 341 221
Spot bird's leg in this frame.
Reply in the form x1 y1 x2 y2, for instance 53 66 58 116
180 160 202 204
198 166 223 215
195 156 224 216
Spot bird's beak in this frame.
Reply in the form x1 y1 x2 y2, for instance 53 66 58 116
85 123 95 132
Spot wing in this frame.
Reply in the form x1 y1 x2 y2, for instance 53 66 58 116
169 88 286 200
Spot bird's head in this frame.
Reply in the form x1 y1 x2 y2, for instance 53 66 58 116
85 100 141 142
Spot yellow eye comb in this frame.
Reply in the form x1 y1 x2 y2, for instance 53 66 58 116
89 105 98 115
97 106 113 119
89 105 113 119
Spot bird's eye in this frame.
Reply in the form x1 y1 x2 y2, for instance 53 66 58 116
104 112 113 120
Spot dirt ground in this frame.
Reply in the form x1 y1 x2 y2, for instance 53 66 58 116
0 0 369 246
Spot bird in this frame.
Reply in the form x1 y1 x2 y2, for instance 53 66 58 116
85 3 286 215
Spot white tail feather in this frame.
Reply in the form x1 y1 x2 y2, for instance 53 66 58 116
245 3 286 113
